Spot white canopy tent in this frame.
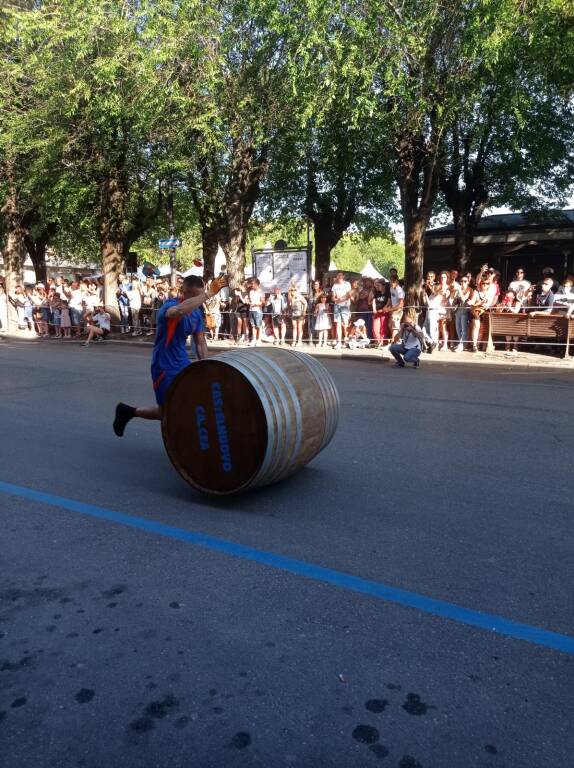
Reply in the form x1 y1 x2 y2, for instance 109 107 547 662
181 264 202 277
360 259 383 279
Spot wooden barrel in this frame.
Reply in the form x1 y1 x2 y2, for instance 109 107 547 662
161 347 340 495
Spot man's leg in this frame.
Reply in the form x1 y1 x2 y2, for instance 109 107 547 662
403 346 421 366
81 326 97 346
375 313 382 343
342 314 349 341
389 343 406 366
334 313 342 346
114 368 171 436
113 403 162 437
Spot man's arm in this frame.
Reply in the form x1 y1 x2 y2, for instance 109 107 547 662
165 292 207 318
166 276 227 318
531 294 555 315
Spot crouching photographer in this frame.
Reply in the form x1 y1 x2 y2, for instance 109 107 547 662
81 305 111 347
389 309 424 368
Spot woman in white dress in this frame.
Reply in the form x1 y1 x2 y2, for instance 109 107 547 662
313 293 332 347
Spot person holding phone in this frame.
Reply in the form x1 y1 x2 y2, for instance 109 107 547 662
389 309 424 368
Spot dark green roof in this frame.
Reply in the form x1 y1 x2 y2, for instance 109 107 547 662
428 209 574 235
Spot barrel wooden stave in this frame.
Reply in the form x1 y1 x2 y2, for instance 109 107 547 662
215 348 333 488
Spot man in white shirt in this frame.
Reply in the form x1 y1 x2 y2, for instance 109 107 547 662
508 268 531 302
128 276 143 335
248 278 265 346
68 281 85 336
330 272 352 349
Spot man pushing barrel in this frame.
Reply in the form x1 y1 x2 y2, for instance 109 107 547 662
113 274 227 437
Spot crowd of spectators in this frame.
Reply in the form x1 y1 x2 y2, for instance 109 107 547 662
1 264 573 356
203 266 574 355
0 274 173 342
412 264 574 354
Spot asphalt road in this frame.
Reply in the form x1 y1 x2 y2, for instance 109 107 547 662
1 339 573 768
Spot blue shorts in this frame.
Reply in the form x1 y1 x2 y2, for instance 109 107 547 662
333 304 350 324
249 309 263 328
151 365 189 406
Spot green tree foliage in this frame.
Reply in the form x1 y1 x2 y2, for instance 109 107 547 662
331 234 404 277
0 1 50 312
2 1 170 314
437 3 574 272
154 0 314 286
261 107 397 282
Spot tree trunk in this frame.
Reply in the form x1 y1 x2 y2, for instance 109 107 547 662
440 129 489 276
201 224 220 281
220 219 247 290
3 230 26 333
1 178 26 333
313 214 341 284
101 235 124 324
453 208 470 275
28 246 47 286
21 215 57 286
24 231 53 286
403 216 427 307
397 130 440 305
98 171 129 325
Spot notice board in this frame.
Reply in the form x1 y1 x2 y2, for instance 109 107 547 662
253 249 309 293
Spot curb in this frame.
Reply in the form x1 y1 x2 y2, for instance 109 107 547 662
2 332 573 370
77 336 574 370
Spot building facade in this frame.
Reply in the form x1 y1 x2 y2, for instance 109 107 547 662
424 210 574 284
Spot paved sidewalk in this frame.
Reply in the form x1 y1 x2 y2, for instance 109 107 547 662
204 339 574 369
4 329 572 369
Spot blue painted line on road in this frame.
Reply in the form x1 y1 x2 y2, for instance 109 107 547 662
1 479 573 656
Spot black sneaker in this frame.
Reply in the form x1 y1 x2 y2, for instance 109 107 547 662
413 360 420 368
392 361 405 368
113 403 136 437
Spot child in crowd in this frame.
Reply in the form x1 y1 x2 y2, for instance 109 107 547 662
60 300 71 338
498 289 521 312
288 286 307 347
313 293 332 347
50 291 62 338
346 318 370 349
497 289 522 353
204 293 222 342
268 286 287 345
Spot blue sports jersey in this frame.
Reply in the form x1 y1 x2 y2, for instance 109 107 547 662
150 299 204 402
